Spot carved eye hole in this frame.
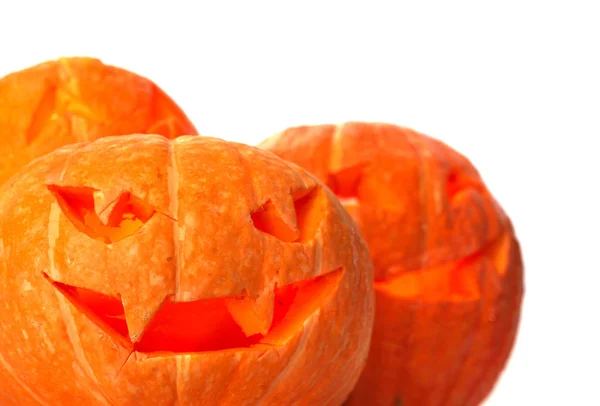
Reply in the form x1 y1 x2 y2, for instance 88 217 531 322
25 86 58 145
445 169 486 202
325 164 365 200
251 186 326 243
47 184 156 244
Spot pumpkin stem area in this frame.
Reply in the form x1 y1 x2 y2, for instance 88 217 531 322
43 268 343 354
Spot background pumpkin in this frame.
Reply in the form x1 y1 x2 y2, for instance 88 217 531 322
0 134 374 405
0 56 198 186
260 122 524 406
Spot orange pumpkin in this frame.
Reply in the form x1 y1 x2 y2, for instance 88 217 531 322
0 57 198 186
260 122 524 406
0 134 374 405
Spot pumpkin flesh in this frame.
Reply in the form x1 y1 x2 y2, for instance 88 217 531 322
0 57 198 186
0 135 374 405
260 122 524 406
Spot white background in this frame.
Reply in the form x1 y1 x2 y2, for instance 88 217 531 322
1 1 598 405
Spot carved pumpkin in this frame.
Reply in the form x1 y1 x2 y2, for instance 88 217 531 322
0 134 374 405
260 122 524 406
0 57 198 186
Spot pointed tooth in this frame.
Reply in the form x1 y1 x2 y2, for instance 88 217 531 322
226 288 275 337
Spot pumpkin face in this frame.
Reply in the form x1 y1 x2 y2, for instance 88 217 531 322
0 57 198 186
0 135 374 405
260 122 524 406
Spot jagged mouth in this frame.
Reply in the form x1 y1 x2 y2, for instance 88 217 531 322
374 230 511 302
43 268 343 356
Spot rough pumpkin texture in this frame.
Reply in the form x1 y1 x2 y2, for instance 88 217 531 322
0 134 374 406
260 122 524 406
0 57 198 186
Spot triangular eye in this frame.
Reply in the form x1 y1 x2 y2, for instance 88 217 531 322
251 186 326 243
446 169 485 202
325 163 367 199
25 86 58 145
47 184 156 244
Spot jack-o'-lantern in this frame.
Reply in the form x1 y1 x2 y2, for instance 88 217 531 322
260 122 524 406
0 134 374 405
0 57 198 186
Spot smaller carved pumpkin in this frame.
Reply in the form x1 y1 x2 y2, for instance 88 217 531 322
260 122 524 406
0 57 198 186
0 134 374 406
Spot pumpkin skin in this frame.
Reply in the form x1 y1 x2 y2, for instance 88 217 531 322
0 57 198 186
260 122 524 406
0 134 374 406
